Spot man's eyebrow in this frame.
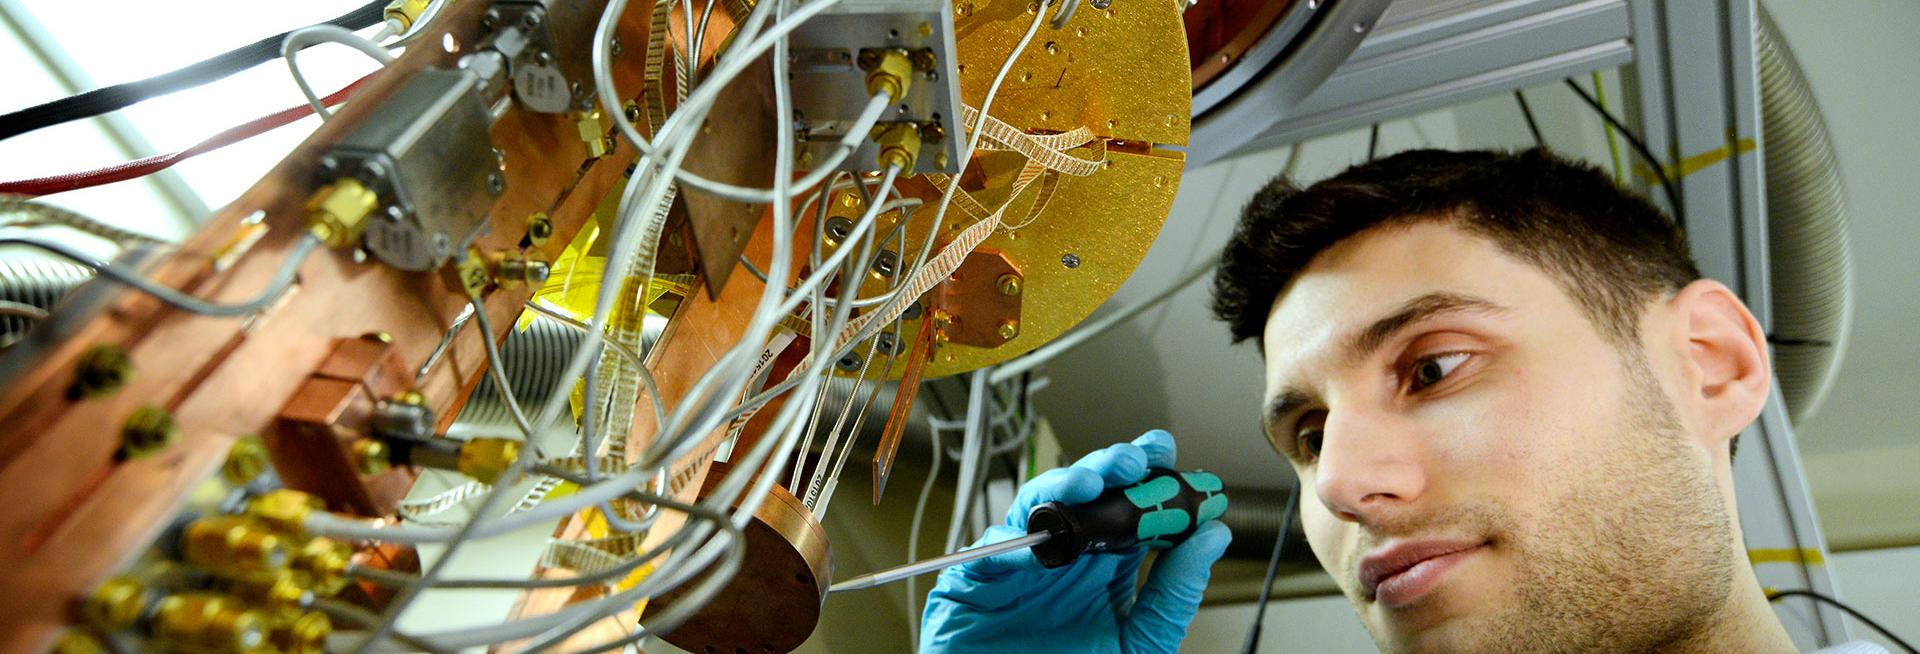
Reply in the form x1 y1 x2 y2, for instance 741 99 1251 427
1344 292 1507 367
1261 292 1506 440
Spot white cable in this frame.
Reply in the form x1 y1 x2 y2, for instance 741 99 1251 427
943 369 992 553
988 262 1214 385
282 24 395 121
905 423 945 650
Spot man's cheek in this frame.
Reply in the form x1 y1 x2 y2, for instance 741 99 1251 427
1300 503 1350 589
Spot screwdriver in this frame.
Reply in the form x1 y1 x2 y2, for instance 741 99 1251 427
830 468 1227 592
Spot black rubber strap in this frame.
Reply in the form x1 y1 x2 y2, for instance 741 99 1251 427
0 0 387 143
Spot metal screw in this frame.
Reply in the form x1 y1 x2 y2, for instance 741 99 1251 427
481 9 500 28
1061 253 1081 269
873 250 899 277
522 11 542 28
876 332 902 355
998 320 1020 340
825 217 854 245
995 273 1023 296
120 404 178 460
835 354 862 372
856 49 881 71
902 301 925 321
360 160 386 180
70 344 132 399
526 212 554 246
488 173 506 196
1090 0 1112 8
610 37 623 56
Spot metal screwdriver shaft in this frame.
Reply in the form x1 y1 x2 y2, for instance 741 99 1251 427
830 532 1052 592
828 468 1228 593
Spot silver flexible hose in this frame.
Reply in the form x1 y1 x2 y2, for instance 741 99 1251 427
1756 7 1854 425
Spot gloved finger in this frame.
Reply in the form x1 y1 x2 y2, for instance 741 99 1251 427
1133 429 1177 470
1121 521 1233 653
1068 440 1150 487
1005 465 1105 528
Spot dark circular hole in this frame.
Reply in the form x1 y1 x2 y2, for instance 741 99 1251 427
795 573 813 585
704 647 716 654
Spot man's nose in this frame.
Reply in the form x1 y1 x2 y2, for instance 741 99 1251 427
1313 409 1429 524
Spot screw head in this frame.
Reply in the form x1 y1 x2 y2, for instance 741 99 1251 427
119 404 178 460
1061 253 1081 269
835 354 862 372
995 273 1023 296
70 344 132 399
998 320 1020 340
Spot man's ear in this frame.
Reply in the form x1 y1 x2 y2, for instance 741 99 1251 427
1667 279 1771 446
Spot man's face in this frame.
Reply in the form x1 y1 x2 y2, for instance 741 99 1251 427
1259 222 1734 653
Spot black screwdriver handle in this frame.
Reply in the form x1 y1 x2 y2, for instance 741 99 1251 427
1025 468 1228 568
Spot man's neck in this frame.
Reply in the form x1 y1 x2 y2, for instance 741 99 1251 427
1660 567 1799 654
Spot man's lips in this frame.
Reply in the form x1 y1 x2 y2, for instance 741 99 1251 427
1358 539 1486 609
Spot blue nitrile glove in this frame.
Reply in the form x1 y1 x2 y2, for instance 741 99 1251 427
920 430 1233 654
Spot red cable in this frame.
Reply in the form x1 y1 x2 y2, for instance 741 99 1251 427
0 73 378 197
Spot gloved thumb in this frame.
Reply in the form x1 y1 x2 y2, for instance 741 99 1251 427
1120 520 1232 653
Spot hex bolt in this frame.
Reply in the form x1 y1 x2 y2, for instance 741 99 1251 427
70 344 132 399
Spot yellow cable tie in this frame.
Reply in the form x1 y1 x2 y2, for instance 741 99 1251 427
1634 137 1757 185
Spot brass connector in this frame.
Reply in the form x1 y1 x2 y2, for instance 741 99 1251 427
270 612 332 654
573 109 610 159
383 0 432 32
304 179 379 249
860 49 914 100
350 438 391 476
86 577 151 631
150 593 269 654
491 251 553 288
457 437 522 484
222 436 270 486
183 516 291 578
872 123 923 172
226 572 307 619
69 344 132 399
119 404 178 460
53 630 104 654
293 537 353 597
998 319 1020 340
448 247 491 298
246 490 323 537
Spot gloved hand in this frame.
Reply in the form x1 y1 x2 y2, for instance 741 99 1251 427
920 430 1232 654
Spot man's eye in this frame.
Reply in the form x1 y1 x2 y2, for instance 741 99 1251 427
1296 428 1324 462
1409 352 1471 392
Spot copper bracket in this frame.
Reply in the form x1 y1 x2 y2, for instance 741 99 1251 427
937 248 1023 348
267 336 417 516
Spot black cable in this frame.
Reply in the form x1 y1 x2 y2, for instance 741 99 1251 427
1514 90 1545 148
1241 478 1300 654
1366 124 1381 161
0 0 387 143
1561 78 1687 227
1767 589 1918 654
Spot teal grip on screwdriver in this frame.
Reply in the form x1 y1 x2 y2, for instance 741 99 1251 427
1024 468 1228 568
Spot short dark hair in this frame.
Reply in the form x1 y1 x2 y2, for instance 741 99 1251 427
1211 148 1701 347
